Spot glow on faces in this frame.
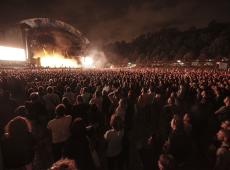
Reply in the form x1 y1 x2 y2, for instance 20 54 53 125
0 46 26 61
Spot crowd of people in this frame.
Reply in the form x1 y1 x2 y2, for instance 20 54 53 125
0 67 230 170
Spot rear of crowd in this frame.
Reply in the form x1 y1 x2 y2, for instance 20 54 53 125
0 68 230 170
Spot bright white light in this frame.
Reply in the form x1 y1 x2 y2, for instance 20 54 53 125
39 54 79 68
128 63 137 68
177 60 181 63
0 46 26 61
81 56 94 67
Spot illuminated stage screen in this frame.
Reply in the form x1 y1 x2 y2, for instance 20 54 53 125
0 46 26 61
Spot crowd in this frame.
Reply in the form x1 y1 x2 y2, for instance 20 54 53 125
0 67 230 170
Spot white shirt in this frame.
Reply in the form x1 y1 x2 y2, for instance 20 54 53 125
104 129 124 157
47 115 72 143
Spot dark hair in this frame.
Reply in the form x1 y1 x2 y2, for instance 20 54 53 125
15 105 28 116
95 90 101 97
71 118 86 138
38 86 44 93
55 104 66 117
62 97 70 104
47 86 53 93
30 92 39 101
5 116 32 137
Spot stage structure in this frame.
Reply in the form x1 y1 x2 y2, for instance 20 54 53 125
20 18 90 67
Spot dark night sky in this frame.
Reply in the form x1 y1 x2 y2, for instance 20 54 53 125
0 0 230 44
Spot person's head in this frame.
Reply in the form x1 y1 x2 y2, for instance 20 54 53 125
49 79 53 85
47 86 54 94
49 159 77 170
224 96 230 106
95 90 101 98
27 88 34 96
148 87 153 94
62 97 70 105
102 90 108 96
81 87 87 94
76 95 83 104
158 154 175 170
38 86 44 94
15 105 28 116
110 114 123 131
30 92 39 102
217 129 230 143
183 113 191 124
71 118 86 138
155 93 161 99
141 87 148 94
170 114 183 131
55 104 66 118
170 92 176 98
221 120 230 130
167 97 175 105
128 89 133 97
66 87 71 93
4 116 32 138
201 90 206 98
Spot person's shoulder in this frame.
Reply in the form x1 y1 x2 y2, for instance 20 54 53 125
104 129 114 138
215 106 228 114
217 147 229 156
65 115 72 120
105 129 114 133
47 118 56 127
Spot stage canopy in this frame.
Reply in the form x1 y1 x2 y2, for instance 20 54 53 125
20 18 90 58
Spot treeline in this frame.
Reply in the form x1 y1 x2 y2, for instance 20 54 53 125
103 21 230 64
